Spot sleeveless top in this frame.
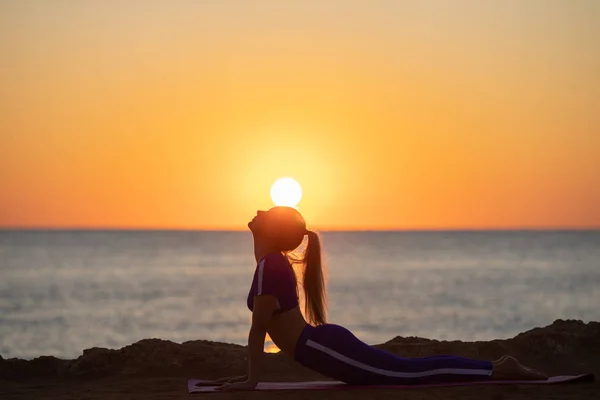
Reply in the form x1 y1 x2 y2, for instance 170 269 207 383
247 252 299 314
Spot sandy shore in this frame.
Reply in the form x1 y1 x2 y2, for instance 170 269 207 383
1 319 597 399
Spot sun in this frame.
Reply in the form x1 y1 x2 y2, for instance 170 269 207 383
270 177 303 208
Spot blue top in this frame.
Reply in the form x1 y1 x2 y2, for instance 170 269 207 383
247 252 299 314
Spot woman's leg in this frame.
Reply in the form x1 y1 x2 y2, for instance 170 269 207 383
419 355 546 379
295 324 498 385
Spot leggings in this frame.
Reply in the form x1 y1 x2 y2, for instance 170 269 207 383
294 324 493 385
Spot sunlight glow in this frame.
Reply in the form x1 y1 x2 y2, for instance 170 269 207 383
270 177 303 207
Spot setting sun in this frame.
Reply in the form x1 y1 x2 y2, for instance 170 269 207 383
270 177 303 208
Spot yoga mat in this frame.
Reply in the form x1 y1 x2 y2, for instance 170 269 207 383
188 374 594 393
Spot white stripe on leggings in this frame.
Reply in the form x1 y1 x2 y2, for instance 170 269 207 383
305 340 492 378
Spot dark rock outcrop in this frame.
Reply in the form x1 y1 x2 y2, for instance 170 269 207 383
1 320 598 380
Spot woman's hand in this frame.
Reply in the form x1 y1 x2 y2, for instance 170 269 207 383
194 375 247 387
216 379 258 392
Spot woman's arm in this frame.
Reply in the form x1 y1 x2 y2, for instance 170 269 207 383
218 295 279 391
247 295 279 382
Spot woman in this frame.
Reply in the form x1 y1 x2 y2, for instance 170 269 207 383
201 206 547 391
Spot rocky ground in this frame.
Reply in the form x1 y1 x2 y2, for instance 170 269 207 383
1 319 597 399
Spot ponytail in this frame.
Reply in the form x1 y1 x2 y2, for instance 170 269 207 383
302 230 327 325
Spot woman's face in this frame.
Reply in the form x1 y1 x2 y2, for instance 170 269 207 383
248 210 268 234
248 207 306 250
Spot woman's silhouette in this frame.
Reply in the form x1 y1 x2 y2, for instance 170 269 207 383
201 206 547 391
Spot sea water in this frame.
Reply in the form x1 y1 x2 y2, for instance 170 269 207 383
0 230 598 359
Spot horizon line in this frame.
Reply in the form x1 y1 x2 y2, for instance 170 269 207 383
1 227 598 233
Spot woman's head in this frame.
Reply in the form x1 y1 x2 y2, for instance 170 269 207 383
248 206 327 325
248 206 306 251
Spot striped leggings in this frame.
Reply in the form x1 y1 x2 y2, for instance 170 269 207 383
294 323 493 385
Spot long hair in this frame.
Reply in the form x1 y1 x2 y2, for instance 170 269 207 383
296 230 327 325
267 206 327 325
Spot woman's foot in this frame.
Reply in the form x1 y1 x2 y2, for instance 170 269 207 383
492 355 547 377
491 356 548 380
492 355 510 365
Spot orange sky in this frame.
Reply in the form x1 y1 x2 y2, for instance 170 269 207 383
1 1 599 230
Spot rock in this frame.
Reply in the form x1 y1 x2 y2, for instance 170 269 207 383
1 320 598 380
1 355 70 380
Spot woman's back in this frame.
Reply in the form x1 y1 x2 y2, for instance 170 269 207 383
267 307 307 357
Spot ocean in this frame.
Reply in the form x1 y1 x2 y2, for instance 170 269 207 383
0 230 598 360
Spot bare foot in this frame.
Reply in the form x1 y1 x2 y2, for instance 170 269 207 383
492 355 510 365
491 356 548 380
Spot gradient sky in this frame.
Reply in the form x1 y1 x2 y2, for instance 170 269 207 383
1 0 599 230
